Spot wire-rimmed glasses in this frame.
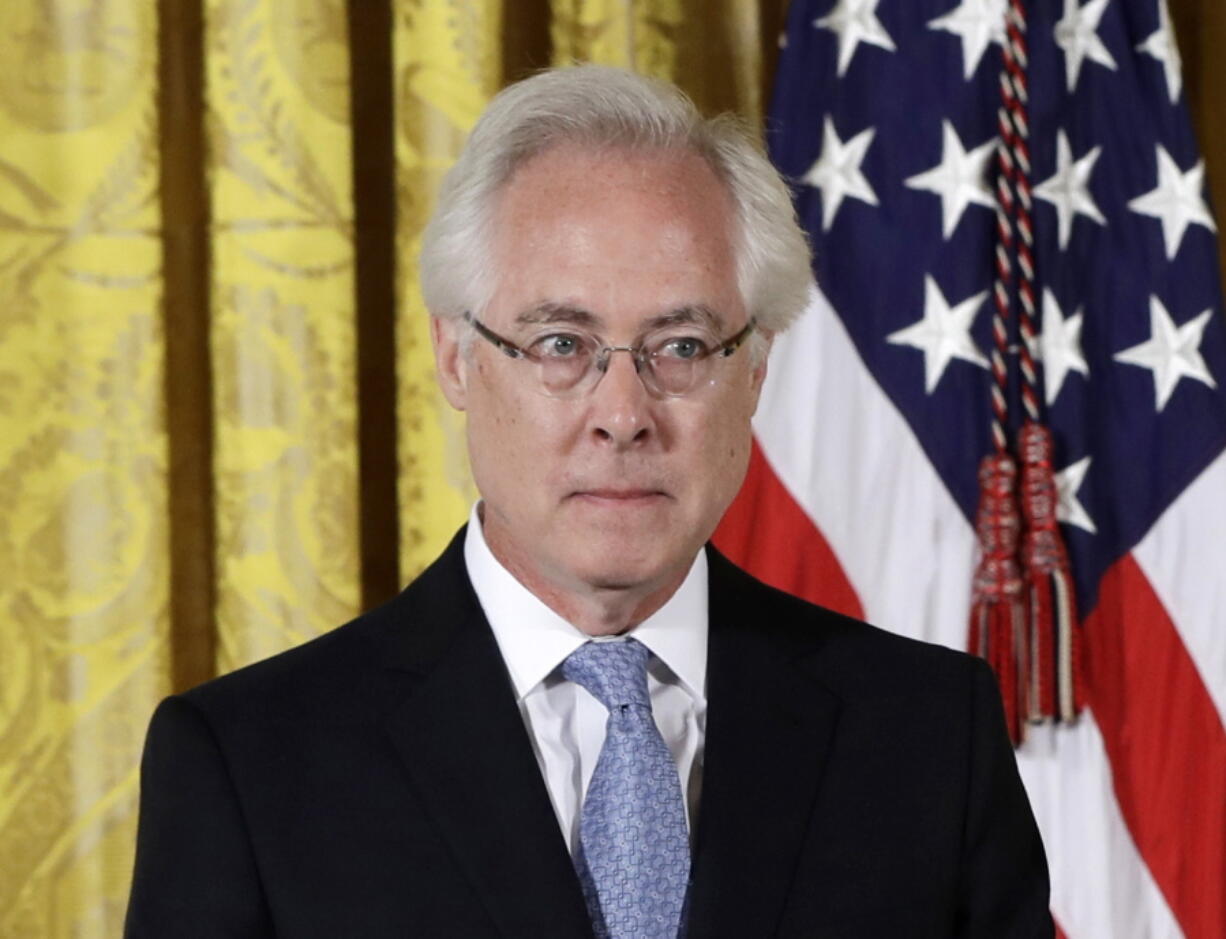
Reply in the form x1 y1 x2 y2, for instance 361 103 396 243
463 312 757 398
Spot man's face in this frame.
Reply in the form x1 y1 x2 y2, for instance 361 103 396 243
433 144 767 612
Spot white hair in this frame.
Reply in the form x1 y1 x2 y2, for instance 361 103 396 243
418 65 815 344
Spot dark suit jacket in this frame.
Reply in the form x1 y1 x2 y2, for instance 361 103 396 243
126 528 1052 937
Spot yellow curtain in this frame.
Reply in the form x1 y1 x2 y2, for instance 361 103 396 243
0 4 169 934
205 0 361 672
394 0 501 579
1 1 1221 934
550 0 772 123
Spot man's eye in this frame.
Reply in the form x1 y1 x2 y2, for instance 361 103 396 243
530 333 589 358
657 336 710 360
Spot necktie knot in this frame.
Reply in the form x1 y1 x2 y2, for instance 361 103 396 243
561 638 652 712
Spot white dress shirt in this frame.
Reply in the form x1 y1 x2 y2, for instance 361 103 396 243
463 504 709 855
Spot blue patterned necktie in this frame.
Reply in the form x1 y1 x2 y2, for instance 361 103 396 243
561 638 690 939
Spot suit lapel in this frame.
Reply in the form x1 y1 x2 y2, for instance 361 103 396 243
378 532 593 938
686 550 843 937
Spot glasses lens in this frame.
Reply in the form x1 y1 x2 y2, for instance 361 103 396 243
646 357 697 395
526 332 597 396
643 331 718 396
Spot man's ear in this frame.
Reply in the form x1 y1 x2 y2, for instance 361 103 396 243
431 315 468 411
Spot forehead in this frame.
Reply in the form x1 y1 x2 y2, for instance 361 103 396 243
486 143 742 331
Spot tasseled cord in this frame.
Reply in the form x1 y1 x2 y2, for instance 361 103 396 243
970 435 1086 746
1018 422 1084 723
970 454 1028 744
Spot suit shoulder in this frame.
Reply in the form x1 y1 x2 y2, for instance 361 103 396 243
709 547 986 696
176 603 388 726
177 557 468 740
177 528 474 726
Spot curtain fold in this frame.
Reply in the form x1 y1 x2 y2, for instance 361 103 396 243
0 1 1221 933
0 4 169 934
550 0 773 124
206 0 362 672
394 0 501 580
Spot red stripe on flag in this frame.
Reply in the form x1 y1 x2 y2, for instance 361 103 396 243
1084 553 1226 939
1054 921 1069 939
714 437 864 620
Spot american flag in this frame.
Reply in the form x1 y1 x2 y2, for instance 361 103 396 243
714 1 1226 936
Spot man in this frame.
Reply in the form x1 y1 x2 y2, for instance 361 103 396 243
127 66 1052 937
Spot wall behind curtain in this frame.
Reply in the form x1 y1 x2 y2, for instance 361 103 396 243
0 1 1220 934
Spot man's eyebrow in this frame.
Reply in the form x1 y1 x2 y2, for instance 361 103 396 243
644 305 724 332
514 302 726 332
514 303 601 328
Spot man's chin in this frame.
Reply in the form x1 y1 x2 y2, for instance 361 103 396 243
564 492 675 536
557 508 710 589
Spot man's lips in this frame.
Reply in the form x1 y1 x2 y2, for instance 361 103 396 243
571 488 669 501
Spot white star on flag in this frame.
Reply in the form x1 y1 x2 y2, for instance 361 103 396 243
927 0 1007 81
1033 130 1107 250
1114 296 1217 412
1137 0 1182 103
887 275 988 393
1127 144 1217 260
1056 455 1097 533
1053 0 1118 92
905 121 997 239
814 0 897 77
802 117 879 231
1038 288 1089 404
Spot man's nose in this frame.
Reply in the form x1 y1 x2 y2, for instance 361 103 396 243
588 348 655 447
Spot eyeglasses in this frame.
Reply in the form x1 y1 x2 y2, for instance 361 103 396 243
463 313 757 398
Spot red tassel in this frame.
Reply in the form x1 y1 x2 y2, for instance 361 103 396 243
1018 422 1083 724
1028 568 1057 718
970 454 1027 744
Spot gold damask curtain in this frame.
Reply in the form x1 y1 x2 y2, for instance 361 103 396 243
0 1 1222 935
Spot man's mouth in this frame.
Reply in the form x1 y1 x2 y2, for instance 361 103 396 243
571 488 669 503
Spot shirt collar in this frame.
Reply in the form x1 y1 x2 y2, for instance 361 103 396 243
463 503 708 703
